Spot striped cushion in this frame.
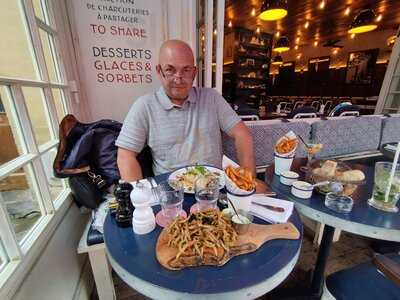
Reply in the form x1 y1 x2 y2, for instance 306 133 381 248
380 116 400 146
311 116 382 158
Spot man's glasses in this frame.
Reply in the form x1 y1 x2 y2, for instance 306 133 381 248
158 65 196 80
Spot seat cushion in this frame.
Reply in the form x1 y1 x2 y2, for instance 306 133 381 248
326 253 400 300
87 220 104 246
380 116 400 146
311 116 382 158
222 120 310 167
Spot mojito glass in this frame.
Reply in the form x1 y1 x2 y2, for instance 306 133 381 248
368 162 400 212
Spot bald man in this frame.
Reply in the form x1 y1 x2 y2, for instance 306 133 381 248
116 40 256 180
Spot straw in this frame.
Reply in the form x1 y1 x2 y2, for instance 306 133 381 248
385 142 400 202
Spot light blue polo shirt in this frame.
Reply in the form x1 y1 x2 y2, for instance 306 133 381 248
116 87 241 175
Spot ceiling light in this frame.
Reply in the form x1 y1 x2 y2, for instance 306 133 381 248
251 8 256 16
376 14 382 22
319 1 325 10
228 20 232 27
273 36 290 52
345 7 350 16
314 40 318 47
256 27 261 34
348 9 378 34
259 0 288 21
304 21 309 29
276 31 280 37
294 45 299 50
350 33 355 39
271 55 283 65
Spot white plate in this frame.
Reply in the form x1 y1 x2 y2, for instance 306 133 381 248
168 166 225 194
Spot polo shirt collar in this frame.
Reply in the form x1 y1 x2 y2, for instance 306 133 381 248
157 87 196 110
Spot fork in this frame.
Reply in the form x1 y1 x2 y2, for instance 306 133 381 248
147 178 159 204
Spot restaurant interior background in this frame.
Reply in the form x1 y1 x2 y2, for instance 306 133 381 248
197 0 400 118
0 0 399 300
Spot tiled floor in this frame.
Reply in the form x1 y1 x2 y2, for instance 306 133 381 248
96 229 375 300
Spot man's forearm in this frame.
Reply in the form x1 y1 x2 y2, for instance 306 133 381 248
117 148 143 181
234 132 256 175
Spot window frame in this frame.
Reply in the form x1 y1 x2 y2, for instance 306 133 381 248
0 0 81 297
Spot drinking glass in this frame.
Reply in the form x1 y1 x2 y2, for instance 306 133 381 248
368 162 400 212
193 178 220 212
155 181 184 227
300 143 323 172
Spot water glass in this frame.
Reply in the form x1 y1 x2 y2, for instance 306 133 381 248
368 162 400 212
156 181 184 221
194 178 219 212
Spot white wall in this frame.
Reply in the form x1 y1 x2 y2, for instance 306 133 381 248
68 0 197 122
12 204 89 300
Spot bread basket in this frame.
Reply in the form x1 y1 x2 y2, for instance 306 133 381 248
307 159 366 196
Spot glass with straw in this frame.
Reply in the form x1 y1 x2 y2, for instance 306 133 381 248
368 142 400 212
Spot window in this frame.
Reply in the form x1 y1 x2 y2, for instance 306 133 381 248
0 0 78 293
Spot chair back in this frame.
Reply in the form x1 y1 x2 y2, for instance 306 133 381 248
311 101 321 111
277 101 291 113
293 112 318 119
329 103 359 117
324 100 333 113
239 115 259 121
293 101 306 110
339 111 360 117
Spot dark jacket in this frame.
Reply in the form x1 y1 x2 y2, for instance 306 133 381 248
54 115 154 188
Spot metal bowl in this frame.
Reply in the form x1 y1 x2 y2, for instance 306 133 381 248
231 209 254 235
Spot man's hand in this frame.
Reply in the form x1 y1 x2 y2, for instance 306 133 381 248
227 121 256 175
117 148 143 181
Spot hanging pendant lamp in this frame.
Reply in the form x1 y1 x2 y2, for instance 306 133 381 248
259 0 288 21
273 36 290 52
271 55 283 65
348 9 377 34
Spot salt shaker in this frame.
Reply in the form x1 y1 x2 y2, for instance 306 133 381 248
130 182 156 234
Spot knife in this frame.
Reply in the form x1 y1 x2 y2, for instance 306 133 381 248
253 202 285 213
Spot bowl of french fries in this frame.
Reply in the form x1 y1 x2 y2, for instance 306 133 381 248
275 131 298 157
274 131 298 175
224 165 256 195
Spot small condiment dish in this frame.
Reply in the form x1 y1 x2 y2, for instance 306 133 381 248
280 171 300 186
291 181 313 199
221 207 234 219
231 209 253 235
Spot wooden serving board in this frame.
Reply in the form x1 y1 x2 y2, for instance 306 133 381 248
156 222 300 270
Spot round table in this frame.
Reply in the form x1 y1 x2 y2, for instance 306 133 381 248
104 172 303 300
265 158 400 296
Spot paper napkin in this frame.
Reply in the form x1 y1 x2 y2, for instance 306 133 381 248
250 195 294 224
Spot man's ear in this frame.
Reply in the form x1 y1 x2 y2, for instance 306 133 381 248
192 66 198 80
